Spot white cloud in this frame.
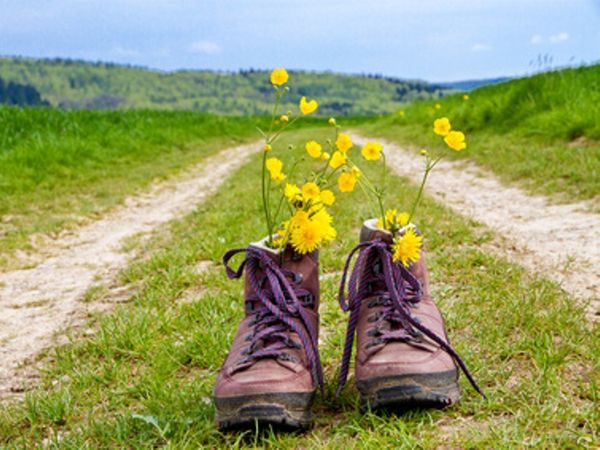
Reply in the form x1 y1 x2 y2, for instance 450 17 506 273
471 43 492 52
111 46 141 58
189 40 221 55
530 32 570 45
549 32 569 43
530 34 543 45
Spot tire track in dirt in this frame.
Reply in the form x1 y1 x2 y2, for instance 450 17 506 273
351 133 599 321
0 141 260 398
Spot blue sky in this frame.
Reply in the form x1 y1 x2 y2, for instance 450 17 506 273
1 0 599 81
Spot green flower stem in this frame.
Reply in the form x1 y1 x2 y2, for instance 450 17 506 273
408 155 442 222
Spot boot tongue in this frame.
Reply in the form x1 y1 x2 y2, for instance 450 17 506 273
360 218 394 244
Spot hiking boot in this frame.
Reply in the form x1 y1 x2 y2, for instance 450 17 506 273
336 219 484 410
213 237 323 430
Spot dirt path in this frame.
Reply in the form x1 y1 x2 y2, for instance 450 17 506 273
351 133 600 320
0 141 259 397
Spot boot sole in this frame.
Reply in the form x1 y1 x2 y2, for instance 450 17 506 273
214 391 315 431
356 369 460 411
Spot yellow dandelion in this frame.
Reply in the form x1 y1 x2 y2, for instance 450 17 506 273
284 183 301 203
329 151 347 169
444 131 467 151
361 142 382 161
300 96 318 115
385 209 397 228
320 189 335 206
270 68 288 86
392 228 423 267
433 117 452 136
338 172 357 193
302 181 320 201
335 133 353 153
312 209 337 241
291 219 322 254
305 140 322 158
291 210 310 227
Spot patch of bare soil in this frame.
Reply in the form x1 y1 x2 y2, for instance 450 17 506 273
0 141 259 398
351 133 599 321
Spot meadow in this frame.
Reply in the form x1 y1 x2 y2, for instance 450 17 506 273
360 64 600 202
0 64 598 448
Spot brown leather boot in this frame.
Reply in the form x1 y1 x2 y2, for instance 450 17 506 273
336 219 484 410
213 238 323 430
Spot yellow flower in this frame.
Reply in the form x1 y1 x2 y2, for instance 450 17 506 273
335 133 353 153
435 103 442 110
291 210 310 227
398 110 405 117
350 166 361 178
320 152 330 161
420 149 428 156
280 114 289 123
338 172 357 192
463 94 470 101
311 209 337 241
444 131 467 151
305 140 322 158
392 227 423 267
264 144 272 152
361 142 383 161
266 157 286 181
377 208 398 230
270 68 289 86
291 219 322 254
284 183 301 203
302 181 320 201
320 189 335 206
328 117 337 126
300 96 318 115
329 151 347 169
433 117 452 136
397 211 410 227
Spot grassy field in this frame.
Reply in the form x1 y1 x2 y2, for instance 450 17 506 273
1 128 596 448
360 64 600 203
0 107 268 269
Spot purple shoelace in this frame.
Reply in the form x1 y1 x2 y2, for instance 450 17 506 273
336 239 485 398
223 247 324 392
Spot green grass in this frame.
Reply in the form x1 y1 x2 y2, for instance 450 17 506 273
1 128 597 448
0 107 266 269
359 64 600 202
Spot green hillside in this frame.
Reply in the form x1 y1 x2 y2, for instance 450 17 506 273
0 57 452 116
361 64 600 201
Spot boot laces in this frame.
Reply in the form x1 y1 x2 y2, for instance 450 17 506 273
336 239 485 398
223 247 324 391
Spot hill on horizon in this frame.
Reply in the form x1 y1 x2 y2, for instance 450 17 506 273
0 56 460 116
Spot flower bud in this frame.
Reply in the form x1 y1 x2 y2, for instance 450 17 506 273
328 117 336 126
280 115 289 123
264 144 272 152
420 149 428 156
284 86 290 92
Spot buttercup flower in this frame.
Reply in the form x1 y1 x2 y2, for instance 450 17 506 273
305 140 322 158
338 172 357 192
420 149 428 156
264 144 272 152
270 68 289 86
302 181 320 200
361 142 383 161
280 114 289 123
266 157 285 181
444 130 467 151
350 166 361 179
397 211 410 227
328 117 337 126
320 189 335 206
392 227 423 267
433 117 452 136
329 151 347 169
336 133 353 153
320 152 330 161
300 97 318 115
